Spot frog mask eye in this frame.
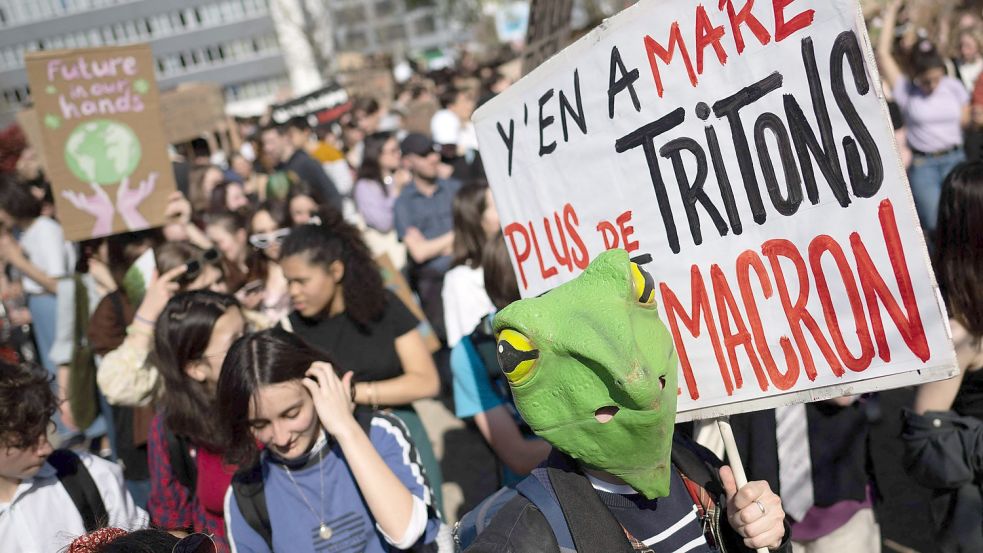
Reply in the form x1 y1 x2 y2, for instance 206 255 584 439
630 262 656 305
496 329 539 385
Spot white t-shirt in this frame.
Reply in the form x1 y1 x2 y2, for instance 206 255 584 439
441 264 495 348
431 109 462 146
19 216 75 295
0 453 148 553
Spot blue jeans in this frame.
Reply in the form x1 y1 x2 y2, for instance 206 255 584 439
27 293 57 373
907 149 965 233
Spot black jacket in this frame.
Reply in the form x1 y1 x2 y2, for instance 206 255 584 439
902 409 983 553
464 435 792 553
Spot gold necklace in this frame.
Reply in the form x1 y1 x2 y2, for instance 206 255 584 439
282 445 333 540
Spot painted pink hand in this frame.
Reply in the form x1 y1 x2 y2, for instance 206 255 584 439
61 183 115 237
116 172 157 230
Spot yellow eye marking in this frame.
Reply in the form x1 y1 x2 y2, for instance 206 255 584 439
496 329 539 385
630 262 656 305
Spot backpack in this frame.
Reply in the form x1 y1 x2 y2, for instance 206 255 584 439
230 408 376 550
47 449 109 532
164 428 198 492
455 435 722 551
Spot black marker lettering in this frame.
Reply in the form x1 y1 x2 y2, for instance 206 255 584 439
615 107 687 253
497 119 515 176
831 30 883 198
705 124 743 234
784 37 848 207
661 137 730 245
559 69 587 142
754 112 803 216
539 89 557 156
712 71 784 225
608 45 641 119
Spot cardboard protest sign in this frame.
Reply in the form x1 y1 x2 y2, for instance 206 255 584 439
270 83 352 127
473 0 958 419
158 83 226 144
522 0 574 75
25 44 177 241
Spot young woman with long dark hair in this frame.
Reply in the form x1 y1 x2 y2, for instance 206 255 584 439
218 328 442 552
277 210 445 510
440 181 498 348
904 161 983 551
147 291 245 552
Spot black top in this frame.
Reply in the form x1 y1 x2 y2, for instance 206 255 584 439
288 290 418 384
953 369 983 421
278 149 342 212
729 402 870 512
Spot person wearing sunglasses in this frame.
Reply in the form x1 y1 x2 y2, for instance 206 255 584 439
218 329 443 553
147 291 246 553
247 204 291 324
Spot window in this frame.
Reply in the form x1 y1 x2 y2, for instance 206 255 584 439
375 0 396 16
415 14 435 34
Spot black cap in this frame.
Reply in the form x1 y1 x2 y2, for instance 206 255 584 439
400 133 438 156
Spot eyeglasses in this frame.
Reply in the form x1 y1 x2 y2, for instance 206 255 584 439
249 228 290 249
172 532 216 553
178 248 222 286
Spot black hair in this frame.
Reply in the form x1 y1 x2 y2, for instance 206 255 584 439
261 123 289 136
439 86 463 109
94 529 180 552
152 290 241 451
482 232 520 311
353 97 380 117
0 361 58 449
451 180 491 268
911 41 946 76
0 173 42 221
218 328 341 466
356 131 395 188
286 116 311 133
207 181 245 214
935 161 983 339
279 209 385 326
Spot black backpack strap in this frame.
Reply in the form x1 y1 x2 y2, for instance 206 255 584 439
164 428 197 491
232 462 273 550
48 450 108 532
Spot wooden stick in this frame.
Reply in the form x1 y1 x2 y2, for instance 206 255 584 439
717 416 769 553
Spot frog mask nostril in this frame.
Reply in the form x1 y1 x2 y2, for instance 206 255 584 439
594 406 620 423
659 375 666 391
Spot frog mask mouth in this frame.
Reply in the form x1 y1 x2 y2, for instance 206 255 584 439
494 249 679 499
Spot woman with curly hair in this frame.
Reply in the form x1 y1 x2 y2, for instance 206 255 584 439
278 209 445 512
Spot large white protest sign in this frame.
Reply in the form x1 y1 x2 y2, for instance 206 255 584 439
473 0 958 419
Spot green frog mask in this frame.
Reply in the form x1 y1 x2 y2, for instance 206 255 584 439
494 249 679 499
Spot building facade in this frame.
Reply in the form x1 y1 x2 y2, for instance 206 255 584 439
327 0 457 59
0 0 290 126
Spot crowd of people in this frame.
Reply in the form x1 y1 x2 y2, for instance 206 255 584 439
1 1 983 552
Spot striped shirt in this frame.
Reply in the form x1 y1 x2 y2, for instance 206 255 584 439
589 471 713 553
